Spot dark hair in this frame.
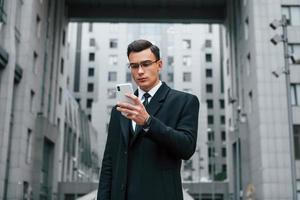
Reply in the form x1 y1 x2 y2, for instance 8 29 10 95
127 39 160 60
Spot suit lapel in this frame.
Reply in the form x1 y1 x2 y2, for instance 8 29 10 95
130 82 170 146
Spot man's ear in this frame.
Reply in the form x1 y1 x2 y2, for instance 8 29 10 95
157 60 163 72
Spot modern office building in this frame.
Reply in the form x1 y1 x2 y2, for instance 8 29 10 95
67 23 101 122
224 0 300 199
0 0 67 198
67 23 131 161
169 24 227 183
0 1 99 199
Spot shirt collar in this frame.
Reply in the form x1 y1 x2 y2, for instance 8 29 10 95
138 81 162 101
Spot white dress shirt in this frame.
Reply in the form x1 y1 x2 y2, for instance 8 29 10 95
132 81 162 130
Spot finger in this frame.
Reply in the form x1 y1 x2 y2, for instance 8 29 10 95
117 106 138 116
118 101 146 116
117 102 137 110
125 93 142 105
121 112 137 120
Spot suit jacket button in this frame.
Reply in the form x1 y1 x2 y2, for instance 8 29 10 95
121 184 125 191
124 151 127 155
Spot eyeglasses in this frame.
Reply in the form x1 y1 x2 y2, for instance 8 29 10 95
128 60 159 69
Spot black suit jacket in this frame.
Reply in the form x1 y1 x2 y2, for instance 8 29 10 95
97 82 200 200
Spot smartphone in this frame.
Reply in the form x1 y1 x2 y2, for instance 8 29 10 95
116 83 134 104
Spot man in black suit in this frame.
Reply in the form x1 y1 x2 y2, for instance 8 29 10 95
97 39 200 200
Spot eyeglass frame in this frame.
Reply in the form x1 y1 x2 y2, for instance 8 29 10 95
127 59 159 69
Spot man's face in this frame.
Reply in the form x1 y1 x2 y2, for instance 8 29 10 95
128 48 162 92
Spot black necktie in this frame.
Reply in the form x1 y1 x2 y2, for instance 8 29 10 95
133 93 151 135
143 93 151 107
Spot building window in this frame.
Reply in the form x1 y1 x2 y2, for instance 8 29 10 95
30 90 35 112
62 30 66 46
206 84 213 93
221 115 226 124
14 0 22 40
107 88 116 99
33 51 38 74
205 54 212 62
291 84 300 106
109 39 118 48
89 52 95 61
0 0 7 23
86 98 93 108
208 131 214 141
88 114 91 121
36 14 41 38
26 129 32 164
226 59 230 76
23 181 29 199
88 23 93 32
57 118 60 128
221 131 226 141
72 133 76 157
58 87 62 104
183 72 192 82
227 88 231 103
222 164 227 173
75 98 80 104
87 83 94 92
208 147 215 157
207 99 214 109
89 38 96 46
288 44 300 63
205 39 212 48
183 56 191 66
248 91 253 113
182 39 191 49
167 56 174 66
208 24 213 33
208 164 214 174
60 58 64 74
88 68 94 77
282 6 300 26
108 71 117 82
208 115 214 125
246 53 251 75
126 72 131 82
109 55 118 65
244 17 249 40
167 72 174 82
220 99 225 109
294 125 300 159
206 69 213 77
222 147 227 157
66 76 70 88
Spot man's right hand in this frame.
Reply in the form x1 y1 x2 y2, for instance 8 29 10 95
116 93 150 126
